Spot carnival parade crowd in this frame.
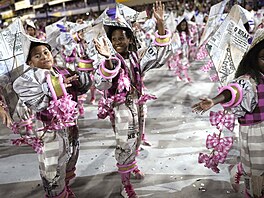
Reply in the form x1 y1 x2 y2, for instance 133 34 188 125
0 0 264 197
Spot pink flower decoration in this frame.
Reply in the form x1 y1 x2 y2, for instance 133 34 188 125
196 45 208 60
11 122 20 134
137 94 157 105
47 94 78 130
200 60 213 72
199 126 234 172
210 111 235 132
209 74 219 82
198 153 220 173
118 69 131 92
112 93 126 104
12 136 43 154
206 133 219 149
97 97 114 120
11 116 35 135
199 111 235 173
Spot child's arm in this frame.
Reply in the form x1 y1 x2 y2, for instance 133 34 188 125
66 72 92 95
139 1 172 74
192 90 232 114
192 79 249 115
153 1 165 36
93 38 113 69
0 95 12 128
93 38 121 90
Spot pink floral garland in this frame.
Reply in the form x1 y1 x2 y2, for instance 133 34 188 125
198 110 235 173
97 93 127 120
47 94 78 130
117 69 130 92
136 94 157 105
97 97 113 120
196 44 208 60
209 74 219 82
200 60 213 72
98 51 156 120
196 45 220 83
12 136 43 154
11 116 43 154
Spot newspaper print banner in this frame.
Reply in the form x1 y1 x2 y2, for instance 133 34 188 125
83 23 116 69
0 18 25 115
116 3 147 22
199 0 229 46
206 5 250 86
45 17 67 56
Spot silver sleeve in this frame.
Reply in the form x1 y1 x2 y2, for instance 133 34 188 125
140 43 173 75
13 69 51 112
229 76 258 117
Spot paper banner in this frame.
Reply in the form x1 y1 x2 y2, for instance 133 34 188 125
0 18 26 115
200 0 229 46
206 5 250 86
83 23 115 69
45 17 67 56
116 3 147 22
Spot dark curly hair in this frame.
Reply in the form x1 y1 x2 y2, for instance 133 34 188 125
235 39 264 84
106 26 138 52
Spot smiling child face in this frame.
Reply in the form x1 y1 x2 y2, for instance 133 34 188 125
28 45 54 70
111 29 130 57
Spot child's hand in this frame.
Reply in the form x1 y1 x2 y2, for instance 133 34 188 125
64 74 79 88
192 97 214 114
93 37 111 59
0 106 13 128
153 1 165 22
78 31 84 41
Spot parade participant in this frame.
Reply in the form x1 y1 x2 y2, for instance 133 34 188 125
168 17 191 82
55 21 95 117
0 95 12 128
93 1 172 197
175 18 191 82
192 28 264 198
75 23 97 106
25 19 46 41
25 20 37 37
13 35 91 198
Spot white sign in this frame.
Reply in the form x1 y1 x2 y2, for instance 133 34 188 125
206 5 250 85
15 0 31 11
0 18 26 115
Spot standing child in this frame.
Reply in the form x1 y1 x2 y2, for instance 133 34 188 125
174 18 191 82
93 1 172 197
192 29 264 198
13 36 91 198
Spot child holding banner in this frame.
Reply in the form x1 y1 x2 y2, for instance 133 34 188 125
192 28 264 198
13 35 91 198
93 1 172 197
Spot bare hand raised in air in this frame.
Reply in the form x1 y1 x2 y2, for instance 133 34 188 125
93 37 111 59
153 1 165 22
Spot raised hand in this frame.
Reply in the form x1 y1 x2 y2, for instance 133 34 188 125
192 97 214 115
64 74 79 88
153 1 165 22
93 37 111 58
